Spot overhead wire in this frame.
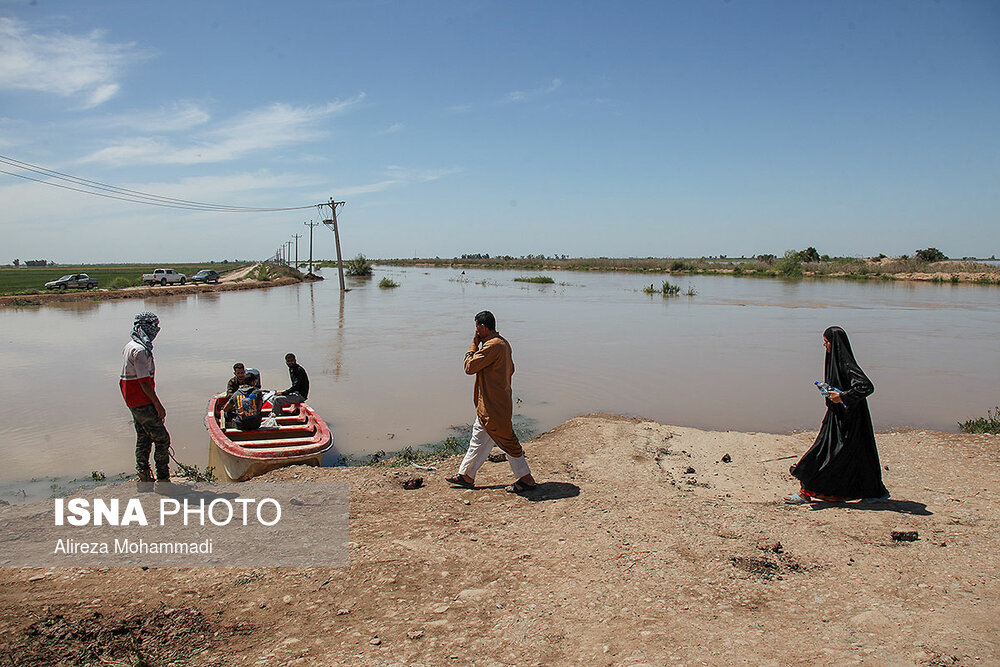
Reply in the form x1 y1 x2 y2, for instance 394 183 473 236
0 154 318 212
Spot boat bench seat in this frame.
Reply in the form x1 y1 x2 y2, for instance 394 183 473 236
236 437 321 449
225 425 314 440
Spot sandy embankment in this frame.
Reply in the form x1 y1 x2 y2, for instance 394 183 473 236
1 414 998 666
0 263 313 307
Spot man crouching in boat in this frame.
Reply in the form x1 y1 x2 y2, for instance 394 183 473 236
120 311 170 484
223 368 264 430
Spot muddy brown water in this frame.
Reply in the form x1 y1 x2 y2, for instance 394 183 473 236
1 266 996 500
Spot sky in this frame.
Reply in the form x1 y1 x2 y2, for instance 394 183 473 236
0 0 998 263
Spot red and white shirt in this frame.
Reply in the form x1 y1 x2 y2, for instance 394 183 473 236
120 340 155 408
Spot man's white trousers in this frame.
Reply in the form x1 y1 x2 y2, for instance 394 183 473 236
458 417 531 480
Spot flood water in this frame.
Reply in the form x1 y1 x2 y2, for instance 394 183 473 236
1 267 997 499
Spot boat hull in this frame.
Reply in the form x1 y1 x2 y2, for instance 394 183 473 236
205 394 333 482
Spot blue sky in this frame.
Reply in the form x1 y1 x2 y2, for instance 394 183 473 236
1 0 997 263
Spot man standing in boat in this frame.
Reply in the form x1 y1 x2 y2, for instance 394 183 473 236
269 353 309 417
119 311 170 484
447 310 537 494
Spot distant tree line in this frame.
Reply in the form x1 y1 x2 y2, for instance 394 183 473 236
9 259 53 267
460 253 570 260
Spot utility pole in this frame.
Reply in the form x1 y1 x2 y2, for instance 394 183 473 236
292 233 302 269
285 241 293 265
321 198 347 291
304 220 320 275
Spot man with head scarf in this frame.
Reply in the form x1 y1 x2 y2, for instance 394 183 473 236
119 311 170 483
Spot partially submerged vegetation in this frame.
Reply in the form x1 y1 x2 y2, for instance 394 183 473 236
345 253 374 277
378 277 399 289
958 407 1000 435
644 280 681 295
379 249 1000 285
513 275 555 284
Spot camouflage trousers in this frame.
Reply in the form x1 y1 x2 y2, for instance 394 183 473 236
129 403 171 479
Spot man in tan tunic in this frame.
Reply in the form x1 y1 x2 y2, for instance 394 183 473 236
447 310 537 493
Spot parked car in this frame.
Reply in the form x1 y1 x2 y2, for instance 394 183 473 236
141 268 187 286
44 273 99 290
190 269 221 284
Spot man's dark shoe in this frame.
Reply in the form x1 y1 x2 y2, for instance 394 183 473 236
136 468 154 483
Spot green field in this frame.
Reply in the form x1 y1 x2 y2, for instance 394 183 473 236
0 263 250 296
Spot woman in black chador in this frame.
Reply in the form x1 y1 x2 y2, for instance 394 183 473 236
785 326 890 503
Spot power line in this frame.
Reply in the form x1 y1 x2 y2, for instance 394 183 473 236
0 154 317 212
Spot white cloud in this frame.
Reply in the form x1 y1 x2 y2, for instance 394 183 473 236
376 122 403 136
86 83 120 108
320 164 463 198
97 102 212 133
0 17 145 108
79 95 366 165
504 78 563 103
383 165 462 183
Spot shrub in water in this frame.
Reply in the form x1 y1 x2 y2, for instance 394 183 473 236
378 277 399 289
346 253 373 276
661 280 680 295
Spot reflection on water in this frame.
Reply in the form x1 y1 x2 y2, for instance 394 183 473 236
1 267 997 496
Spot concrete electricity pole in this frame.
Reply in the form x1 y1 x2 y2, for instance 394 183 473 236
321 198 347 291
292 233 302 268
304 220 320 275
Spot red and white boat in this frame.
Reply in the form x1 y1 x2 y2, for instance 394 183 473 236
205 394 333 482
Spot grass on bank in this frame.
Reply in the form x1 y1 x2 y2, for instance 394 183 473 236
377 255 1000 284
958 407 1000 434
0 262 251 296
342 417 538 468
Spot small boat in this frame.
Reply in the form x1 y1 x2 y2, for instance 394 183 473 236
205 394 333 482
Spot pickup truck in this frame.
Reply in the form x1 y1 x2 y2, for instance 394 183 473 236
44 273 99 290
142 268 187 286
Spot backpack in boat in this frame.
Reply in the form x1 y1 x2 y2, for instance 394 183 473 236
233 388 262 422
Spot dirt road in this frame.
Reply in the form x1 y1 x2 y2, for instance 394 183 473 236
2 414 997 666
0 264 311 307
